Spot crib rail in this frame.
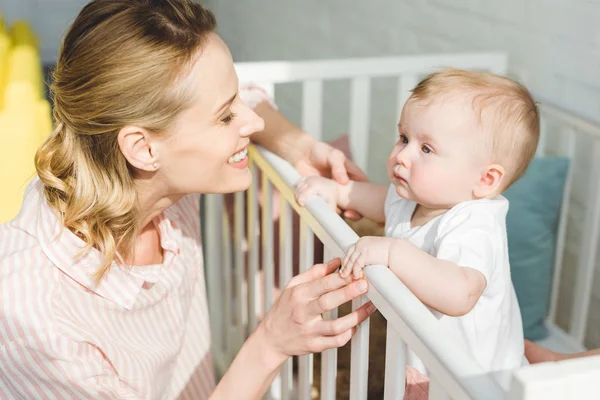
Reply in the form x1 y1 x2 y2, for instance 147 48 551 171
537 100 600 348
203 53 600 399
231 145 507 399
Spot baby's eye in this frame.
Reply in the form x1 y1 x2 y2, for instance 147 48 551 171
422 145 432 154
400 134 408 144
221 112 237 124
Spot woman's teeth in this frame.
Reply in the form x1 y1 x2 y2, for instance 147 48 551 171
228 148 248 163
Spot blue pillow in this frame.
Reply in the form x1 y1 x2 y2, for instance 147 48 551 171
504 157 569 340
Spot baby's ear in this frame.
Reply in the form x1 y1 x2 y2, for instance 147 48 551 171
473 164 504 199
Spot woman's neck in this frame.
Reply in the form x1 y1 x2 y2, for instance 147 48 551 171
135 178 183 229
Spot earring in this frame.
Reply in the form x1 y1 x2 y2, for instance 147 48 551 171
152 162 159 170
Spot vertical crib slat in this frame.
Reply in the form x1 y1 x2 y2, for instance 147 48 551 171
384 326 406 400
320 248 338 400
570 139 600 342
298 219 315 400
257 82 275 100
349 295 370 400
279 199 294 400
429 378 450 400
247 161 260 333
261 176 275 315
548 129 576 323
204 194 225 372
233 191 247 351
221 206 233 363
397 75 419 121
536 116 548 156
302 80 323 140
349 77 371 172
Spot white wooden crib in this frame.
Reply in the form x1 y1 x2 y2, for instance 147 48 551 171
202 53 600 399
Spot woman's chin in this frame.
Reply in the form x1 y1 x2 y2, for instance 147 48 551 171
219 171 253 194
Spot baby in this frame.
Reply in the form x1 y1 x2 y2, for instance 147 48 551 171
295 68 539 387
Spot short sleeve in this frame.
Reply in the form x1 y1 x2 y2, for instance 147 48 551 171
239 84 279 110
434 209 498 283
0 334 140 399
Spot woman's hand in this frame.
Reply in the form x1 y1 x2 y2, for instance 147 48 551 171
256 258 375 365
293 137 368 221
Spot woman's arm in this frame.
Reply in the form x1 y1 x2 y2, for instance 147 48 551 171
210 258 376 400
525 340 600 363
249 99 368 221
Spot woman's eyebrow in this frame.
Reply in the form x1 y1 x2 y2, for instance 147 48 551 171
214 93 236 115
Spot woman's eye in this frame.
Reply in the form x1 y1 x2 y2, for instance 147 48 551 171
221 112 237 124
422 145 432 154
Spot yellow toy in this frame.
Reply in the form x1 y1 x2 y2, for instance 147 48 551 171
0 17 51 223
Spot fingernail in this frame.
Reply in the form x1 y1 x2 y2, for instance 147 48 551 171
357 281 368 292
367 303 376 313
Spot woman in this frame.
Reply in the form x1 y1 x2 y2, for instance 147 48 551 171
0 1 373 398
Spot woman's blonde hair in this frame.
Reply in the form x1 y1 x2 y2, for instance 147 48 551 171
35 0 216 283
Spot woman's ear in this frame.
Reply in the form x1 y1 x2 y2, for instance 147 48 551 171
117 126 159 171
473 164 505 199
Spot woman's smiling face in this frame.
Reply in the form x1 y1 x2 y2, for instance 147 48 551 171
149 33 265 195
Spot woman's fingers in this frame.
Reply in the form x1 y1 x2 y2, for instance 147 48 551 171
342 209 363 221
307 278 369 315
327 148 350 185
287 258 342 289
345 159 369 182
318 301 376 336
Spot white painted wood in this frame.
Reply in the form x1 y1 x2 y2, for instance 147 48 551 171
298 219 315 400
548 129 576 323
320 247 338 400
257 81 275 100
203 194 226 374
221 207 233 363
570 139 600 342
349 77 371 172
235 53 508 84
233 191 246 351
384 326 406 400
279 199 294 400
536 116 547 156
247 162 260 333
349 293 371 400
428 378 450 400
261 176 275 315
302 80 323 140
508 356 600 400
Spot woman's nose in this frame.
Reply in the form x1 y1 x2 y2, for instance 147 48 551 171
239 109 264 137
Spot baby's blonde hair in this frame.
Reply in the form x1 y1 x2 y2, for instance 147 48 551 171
410 68 540 189
35 0 216 283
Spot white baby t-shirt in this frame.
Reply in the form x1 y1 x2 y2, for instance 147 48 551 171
384 184 525 389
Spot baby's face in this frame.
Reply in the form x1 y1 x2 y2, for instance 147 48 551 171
387 96 489 209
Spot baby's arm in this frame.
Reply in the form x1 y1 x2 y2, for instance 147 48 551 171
343 237 486 316
388 240 487 316
295 177 387 223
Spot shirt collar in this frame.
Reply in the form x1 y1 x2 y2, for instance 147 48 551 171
29 179 182 310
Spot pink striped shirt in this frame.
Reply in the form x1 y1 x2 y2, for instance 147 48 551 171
0 179 215 399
